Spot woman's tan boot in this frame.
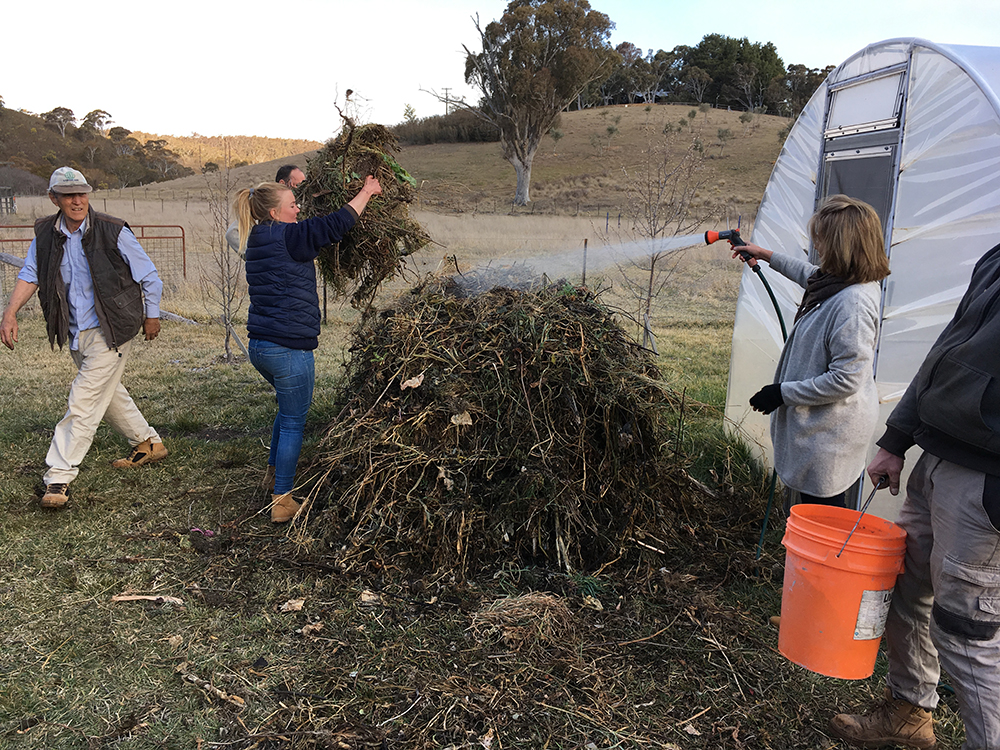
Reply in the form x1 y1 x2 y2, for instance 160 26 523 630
271 492 300 523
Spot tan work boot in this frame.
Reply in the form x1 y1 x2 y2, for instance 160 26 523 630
262 465 276 493
112 438 168 468
829 687 936 748
41 483 69 509
271 493 301 523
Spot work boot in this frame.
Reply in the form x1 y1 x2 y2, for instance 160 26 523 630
41 483 69 509
829 687 936 748
112 438 168 468
271 493 301 523
262 465 276 493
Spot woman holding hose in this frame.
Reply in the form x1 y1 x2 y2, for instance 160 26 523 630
733 194 891 508
234 175 381 522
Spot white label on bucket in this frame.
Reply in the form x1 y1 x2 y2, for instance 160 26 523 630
855 588 894 640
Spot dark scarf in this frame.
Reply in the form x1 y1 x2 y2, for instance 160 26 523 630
794 270 852 323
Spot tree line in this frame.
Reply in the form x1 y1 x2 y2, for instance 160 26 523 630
0 105 193 189
588 33 832 116
0 103 321 192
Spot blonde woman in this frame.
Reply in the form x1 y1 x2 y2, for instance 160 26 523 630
734 194 891 507
234 175 381 522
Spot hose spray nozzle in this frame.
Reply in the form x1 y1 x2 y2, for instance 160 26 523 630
705 229 745 246
706 229 758 269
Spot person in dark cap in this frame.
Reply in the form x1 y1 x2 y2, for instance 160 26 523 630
0 167 168 509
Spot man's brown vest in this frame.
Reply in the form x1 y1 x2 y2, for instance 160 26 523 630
34 209 144 349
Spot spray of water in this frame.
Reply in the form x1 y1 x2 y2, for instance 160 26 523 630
453 233 706 295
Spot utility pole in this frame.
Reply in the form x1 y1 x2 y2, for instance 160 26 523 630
442 87 451 115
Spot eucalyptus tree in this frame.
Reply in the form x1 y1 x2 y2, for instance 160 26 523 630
43 107 75 138
463 0 619 205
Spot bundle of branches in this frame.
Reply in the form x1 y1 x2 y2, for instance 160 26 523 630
308 275 705 576
297 122 431 306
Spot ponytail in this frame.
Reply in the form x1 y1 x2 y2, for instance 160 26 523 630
232 182 289 252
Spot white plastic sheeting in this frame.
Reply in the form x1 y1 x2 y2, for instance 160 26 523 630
725 39 1000 520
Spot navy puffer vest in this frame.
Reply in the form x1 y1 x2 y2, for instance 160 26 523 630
245 222 322 350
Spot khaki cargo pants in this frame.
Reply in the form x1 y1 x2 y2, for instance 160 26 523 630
43 327 160 486
886 452 1000 750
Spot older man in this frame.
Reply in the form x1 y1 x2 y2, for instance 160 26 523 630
0 167 168 509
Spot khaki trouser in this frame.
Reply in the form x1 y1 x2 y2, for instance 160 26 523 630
886 452 1000 750
43 328 159 485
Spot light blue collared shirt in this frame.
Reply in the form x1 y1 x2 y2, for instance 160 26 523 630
18 214 163 350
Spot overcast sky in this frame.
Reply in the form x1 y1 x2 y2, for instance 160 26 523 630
4 0 998 142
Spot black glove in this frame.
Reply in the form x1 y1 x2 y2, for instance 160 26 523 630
749 383 784 414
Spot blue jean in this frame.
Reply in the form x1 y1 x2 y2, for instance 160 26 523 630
249 339 315 495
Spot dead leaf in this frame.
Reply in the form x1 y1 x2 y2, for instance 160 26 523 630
582 594 603 611
166 635 184 651
112 594 184 606
450 411 473 426
401 372 425 390
684 724 701 736
280 598 305 612
437 466 454 491
299 621 324 636
360 589 382 606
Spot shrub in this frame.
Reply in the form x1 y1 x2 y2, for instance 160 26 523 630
392 109 500 146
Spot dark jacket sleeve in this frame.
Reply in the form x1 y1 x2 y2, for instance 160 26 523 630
283 206 359 262
878 241 1000 458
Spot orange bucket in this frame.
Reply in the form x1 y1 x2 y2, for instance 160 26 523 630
778 503 907 679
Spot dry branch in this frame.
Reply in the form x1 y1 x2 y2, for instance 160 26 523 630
297 122 431 307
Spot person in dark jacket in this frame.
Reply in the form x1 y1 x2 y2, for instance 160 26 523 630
234 175 381 522
829 242 1000 750
0 167 167 509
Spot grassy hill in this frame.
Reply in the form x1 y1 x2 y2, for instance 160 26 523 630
0 107 321 191
397 104 787 222
128 131 323 173
99 103 787 224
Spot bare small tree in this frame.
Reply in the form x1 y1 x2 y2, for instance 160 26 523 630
200 149 246 361
601 130 710 350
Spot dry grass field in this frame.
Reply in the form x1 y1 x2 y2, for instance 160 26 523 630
0 106 967 749
398 104 785 221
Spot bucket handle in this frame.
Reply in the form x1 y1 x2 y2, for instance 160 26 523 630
836 475 888 558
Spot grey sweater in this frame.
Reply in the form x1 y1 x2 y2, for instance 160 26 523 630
767 253 882 496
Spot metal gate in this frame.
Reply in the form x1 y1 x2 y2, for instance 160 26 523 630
0 224 186 304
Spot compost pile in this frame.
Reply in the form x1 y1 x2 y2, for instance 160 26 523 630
297 122 431 306
309 273 707 575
